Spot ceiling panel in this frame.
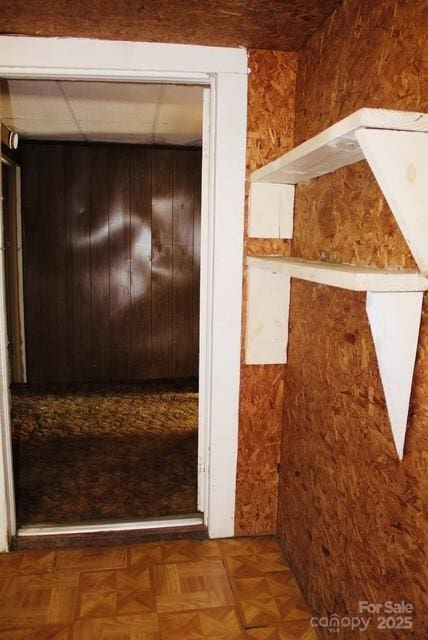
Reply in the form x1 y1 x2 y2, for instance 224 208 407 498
154 133 203 146
62 81 161 125
1 79 203 145
155 85 203 145
2 80 73 121
77 122 154 145
2 117 82 139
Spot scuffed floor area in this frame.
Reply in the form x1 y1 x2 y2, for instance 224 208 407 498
11 381 199 526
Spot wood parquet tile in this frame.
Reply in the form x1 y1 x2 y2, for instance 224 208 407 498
220 538 281 557
0 550 56 577
246 626 318 640
0 624 71 639
232 572 312 627
0 537 315 639
224 550 289 578
56 547 127 571
72 612 160 639
153 560 235 612
159 540 222 564
0 570 79 627
159 606 245 639
79 567 155 618
128 542 163 569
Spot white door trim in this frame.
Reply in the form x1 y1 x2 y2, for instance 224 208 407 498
0 36 247 548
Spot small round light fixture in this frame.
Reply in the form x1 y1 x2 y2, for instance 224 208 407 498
8 131 19 150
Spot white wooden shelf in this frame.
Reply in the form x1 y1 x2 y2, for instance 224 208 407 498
249 108 428 277
250 108 428 184
247 108 428 459
248 257 428 292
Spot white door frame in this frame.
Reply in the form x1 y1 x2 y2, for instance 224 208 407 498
1 156 26 384
0 36 248 550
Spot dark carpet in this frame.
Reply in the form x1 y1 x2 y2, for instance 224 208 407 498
11 381 199 526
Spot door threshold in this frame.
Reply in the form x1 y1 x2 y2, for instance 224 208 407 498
15 514 207 550
18 514 204 536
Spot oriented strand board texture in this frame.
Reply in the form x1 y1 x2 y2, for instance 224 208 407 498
0 0 340 51
235 50 297 536
278 0 428 637
280 284 428 638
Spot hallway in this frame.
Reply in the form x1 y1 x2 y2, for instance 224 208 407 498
0 537 315 639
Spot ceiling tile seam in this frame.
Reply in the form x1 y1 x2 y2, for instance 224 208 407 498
152 85 164 146
2 116 77 123
57 80 87 141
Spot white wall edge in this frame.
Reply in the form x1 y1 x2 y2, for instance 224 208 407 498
205 71 247 538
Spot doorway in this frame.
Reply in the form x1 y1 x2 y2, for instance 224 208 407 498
2 79 203 531
0 37 247 548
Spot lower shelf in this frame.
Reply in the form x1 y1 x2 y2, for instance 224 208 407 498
245 256 426 459
247 256 428 292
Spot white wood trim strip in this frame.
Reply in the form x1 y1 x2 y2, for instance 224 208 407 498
247 257 428 292
18 515 204 536
0 36 248 76
0 157 16 550
206 72 247 538
251 108 428 184
197 86 211 517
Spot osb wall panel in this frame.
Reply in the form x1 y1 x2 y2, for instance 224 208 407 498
279 282 428 637
235 50 297 536
291 0 428 269
278 0 428 636
292 162 416 269
1 0 340 51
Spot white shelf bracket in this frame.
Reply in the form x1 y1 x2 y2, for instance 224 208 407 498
248 182 294 239
245 262 290 364
356 128 428 273
366 291 423 459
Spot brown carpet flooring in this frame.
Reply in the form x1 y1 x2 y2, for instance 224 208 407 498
11 381 199 527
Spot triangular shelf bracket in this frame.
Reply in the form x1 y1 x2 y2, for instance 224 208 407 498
366 291 423 459
355 128 428 274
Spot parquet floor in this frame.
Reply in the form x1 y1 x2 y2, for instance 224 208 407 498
0 537 317 639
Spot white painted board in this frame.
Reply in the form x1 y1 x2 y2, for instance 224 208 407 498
356 128 428 274
247 257 428 292
251 108 428 185
246 262 290 365
248 182 294 238
366 291 423 459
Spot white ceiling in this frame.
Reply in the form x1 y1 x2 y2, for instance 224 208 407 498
1 80 203 146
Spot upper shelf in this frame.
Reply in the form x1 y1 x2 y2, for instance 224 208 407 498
250 108 428 184
248 256 428 292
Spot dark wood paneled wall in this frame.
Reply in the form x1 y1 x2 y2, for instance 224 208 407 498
21 142 201 383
